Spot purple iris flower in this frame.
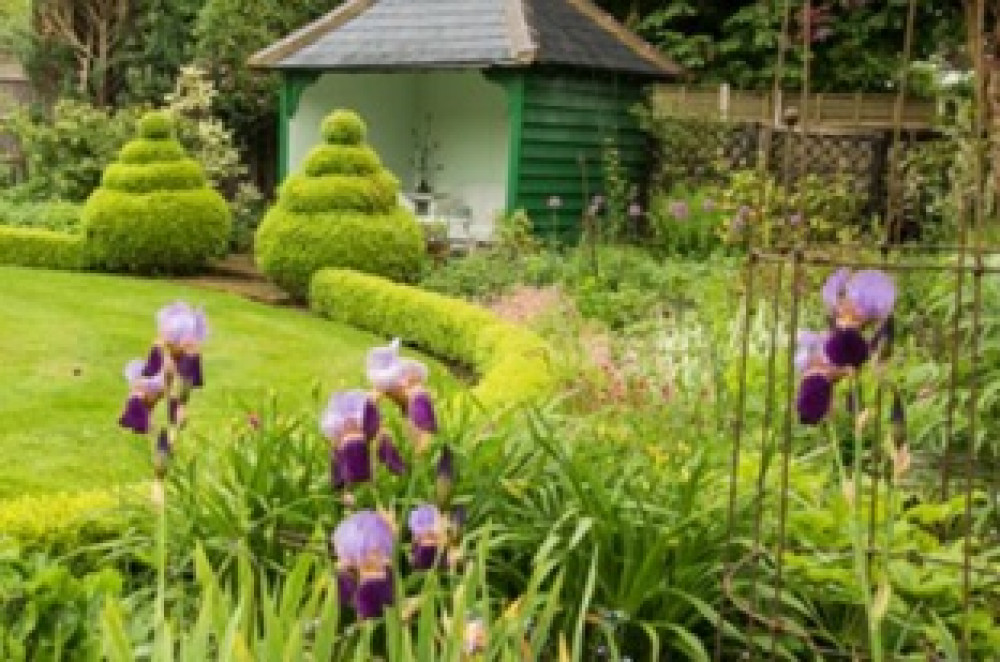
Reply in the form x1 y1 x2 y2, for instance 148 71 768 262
156 302 208 387
366 338 405 394
794 330 840 425
628 202 642 218
668 200 690 221
322 390 403 489
332 510 396 619
702 198 716 212
366 340 438 439
789 212 803 226
118 359 165 434
408 504 448 570
822 269 896 368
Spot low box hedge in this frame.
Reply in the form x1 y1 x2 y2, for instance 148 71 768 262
0 489 124 549
309 269 555 410
0 227 86 270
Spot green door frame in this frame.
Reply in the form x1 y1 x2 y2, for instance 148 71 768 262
278 70 321 182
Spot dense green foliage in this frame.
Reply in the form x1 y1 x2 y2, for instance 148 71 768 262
597 0 964 92
311 269 554 410
82 112 231 274
256 111 424 297
2 100 142 203
193 0 333 143
0 227 85 270
116 0 204 105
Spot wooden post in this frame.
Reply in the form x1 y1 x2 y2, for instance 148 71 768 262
720 83 731 122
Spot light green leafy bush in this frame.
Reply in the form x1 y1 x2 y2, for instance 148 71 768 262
256 110 424 298
82 111 231 274
2 100 143 203
0 489 122 549
0 227 85 269
310 269 554 409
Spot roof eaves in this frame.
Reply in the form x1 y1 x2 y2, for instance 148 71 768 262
248 0 377 69
562 0 682 76
503 0 537 65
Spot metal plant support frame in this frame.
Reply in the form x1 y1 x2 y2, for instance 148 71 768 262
715 0 999 660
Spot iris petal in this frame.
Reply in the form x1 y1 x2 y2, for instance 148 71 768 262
797 374 834 424
142 346 163 377
354 573 394 619
408 390 438 434
336 569 357 607
825 328 870 368
119 396 151 434
845 270 896 322
363 399 380 441
411 543 442 571
334 436 371 487
176 354 203 387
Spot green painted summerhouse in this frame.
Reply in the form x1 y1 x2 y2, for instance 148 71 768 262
250 0 679 241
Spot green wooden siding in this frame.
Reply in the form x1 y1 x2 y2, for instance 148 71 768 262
509 72 648 241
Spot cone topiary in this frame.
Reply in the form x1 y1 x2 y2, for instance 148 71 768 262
82 111 231 274
255 109 425 298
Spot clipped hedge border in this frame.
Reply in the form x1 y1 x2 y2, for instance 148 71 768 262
309 269 555 410
0 226 86 270
0 489 126 548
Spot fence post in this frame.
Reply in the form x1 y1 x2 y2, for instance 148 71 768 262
720 83 731 122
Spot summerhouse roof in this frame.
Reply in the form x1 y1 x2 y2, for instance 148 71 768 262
249 0 679 78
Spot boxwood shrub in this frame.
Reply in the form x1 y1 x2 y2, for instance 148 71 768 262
0 489 124 550
255 110 424 299
82 111 231 275
309 269 554 410
0 227 86 270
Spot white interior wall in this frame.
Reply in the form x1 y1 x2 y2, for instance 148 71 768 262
290 70 509 240
292 72 416 185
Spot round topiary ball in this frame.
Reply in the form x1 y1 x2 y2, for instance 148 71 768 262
82 111 231 274
255 109 424 298
321 110 366 146
139 111 175 140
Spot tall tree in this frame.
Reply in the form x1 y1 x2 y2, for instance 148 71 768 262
596 0 964 92
30 0 133 105
193 0 334 186
116 0 204 105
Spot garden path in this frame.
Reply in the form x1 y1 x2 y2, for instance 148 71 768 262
176 254 294 306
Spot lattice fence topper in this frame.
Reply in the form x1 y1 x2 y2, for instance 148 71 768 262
712 0 998 660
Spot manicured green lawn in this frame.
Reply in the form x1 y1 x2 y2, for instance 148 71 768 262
0 267 451 498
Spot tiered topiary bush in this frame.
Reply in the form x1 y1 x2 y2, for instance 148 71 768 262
255 109 425 299
81 111 231 274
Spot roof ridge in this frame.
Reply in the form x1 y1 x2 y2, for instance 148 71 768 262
248 0 377 69
503 0 537 65
559 0 681 75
